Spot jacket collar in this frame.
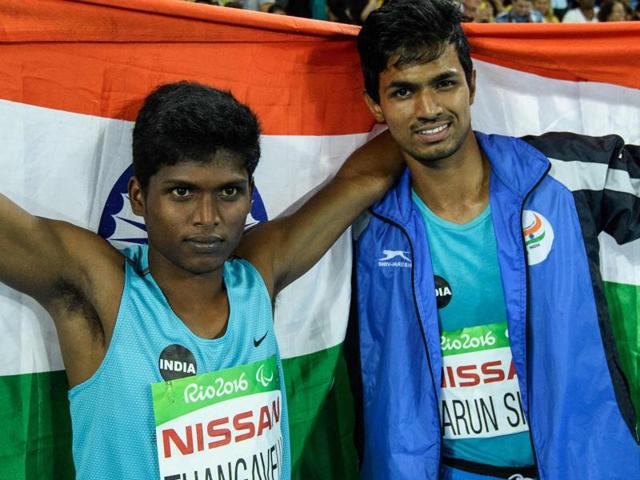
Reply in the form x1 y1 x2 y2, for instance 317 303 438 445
372 132 550 223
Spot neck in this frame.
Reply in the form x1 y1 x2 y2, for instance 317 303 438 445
148 250 230 339
408 134 490 224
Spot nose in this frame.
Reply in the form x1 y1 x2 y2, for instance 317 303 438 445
415 90 443 121
192 194 220 227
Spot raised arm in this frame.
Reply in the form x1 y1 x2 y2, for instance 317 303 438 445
0 193 124 383
0 194 119 304
236 130 403 297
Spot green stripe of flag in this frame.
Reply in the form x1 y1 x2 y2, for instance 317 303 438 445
283 343 359 480
604 281 640 440
0 370 74 479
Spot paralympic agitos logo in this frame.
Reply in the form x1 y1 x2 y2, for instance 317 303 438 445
522 210 554 266
98 165 268 247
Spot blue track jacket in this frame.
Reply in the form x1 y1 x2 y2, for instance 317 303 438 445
355 132 640 479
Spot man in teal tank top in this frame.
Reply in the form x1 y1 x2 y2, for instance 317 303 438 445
0 82 401 478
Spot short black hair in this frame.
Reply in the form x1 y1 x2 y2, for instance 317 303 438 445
357 0 473 103
132 81 260 190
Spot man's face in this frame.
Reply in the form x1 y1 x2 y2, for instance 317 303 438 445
130 151 251 276
365 44 476 166
608 1 626 20
533 0 548 13
463 0 481 19
512 0 532 17
579 0 595 9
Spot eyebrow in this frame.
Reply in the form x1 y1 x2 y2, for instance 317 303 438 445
385 69 461 92
429 71 460 85
162 178 195 187
161 179 198 187
161 177 248 188
385 80 418 92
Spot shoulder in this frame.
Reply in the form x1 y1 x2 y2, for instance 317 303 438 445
120 244 148 273
45 223 126 311
477 131 550 162
225 257 270 298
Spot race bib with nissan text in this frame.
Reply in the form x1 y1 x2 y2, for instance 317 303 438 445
152 356 283 480
439 322 530 440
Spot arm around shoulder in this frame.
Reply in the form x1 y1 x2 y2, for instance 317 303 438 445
237 129 404 297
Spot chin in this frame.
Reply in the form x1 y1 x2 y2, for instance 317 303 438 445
414 149 455 164
415 140 464 163
184 257 227 276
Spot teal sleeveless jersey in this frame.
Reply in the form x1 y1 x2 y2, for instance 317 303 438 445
69 245 290 479
412 191 534 469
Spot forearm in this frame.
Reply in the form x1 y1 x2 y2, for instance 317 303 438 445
240 129 403 294
334 129 403 196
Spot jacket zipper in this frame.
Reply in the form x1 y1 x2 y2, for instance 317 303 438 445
517 162 550 480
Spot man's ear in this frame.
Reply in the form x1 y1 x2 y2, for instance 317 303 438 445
128 176 146 217
469 69 477 105
247 177 255 210
364 92 386 123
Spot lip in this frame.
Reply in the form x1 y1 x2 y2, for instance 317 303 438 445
413 122 451 143
185 235 224 252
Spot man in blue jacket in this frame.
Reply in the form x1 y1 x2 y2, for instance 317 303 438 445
353 0 640 478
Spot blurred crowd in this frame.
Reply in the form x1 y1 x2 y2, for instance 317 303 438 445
183 0 640 23
462 0 639 22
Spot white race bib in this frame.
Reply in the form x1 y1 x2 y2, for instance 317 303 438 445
440 323 530 440
152 356 284 480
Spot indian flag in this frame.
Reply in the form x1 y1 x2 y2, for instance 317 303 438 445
0 1 638 478
466 21 640 442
